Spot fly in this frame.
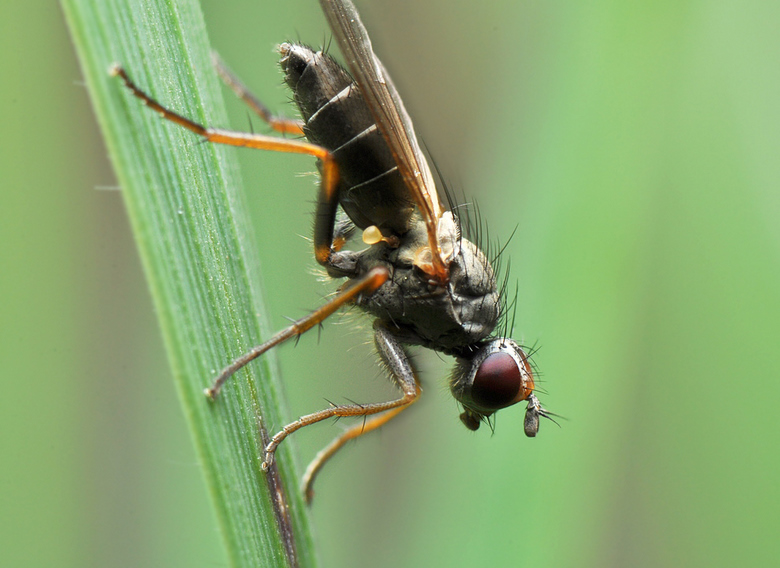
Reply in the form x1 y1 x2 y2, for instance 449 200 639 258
112 0 555 503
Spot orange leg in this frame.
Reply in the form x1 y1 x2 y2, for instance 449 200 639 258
110 64 342 268
270 322 422 503
211 52 304 135
301 403 415 505
204 266 390 398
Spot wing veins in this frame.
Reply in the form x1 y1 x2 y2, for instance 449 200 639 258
318 0 449 281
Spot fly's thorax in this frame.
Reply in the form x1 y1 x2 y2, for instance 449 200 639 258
354 223 500 351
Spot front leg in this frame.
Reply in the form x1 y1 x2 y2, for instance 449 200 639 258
263 322 421 502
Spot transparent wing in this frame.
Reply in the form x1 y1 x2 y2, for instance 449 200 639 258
319 0 450 282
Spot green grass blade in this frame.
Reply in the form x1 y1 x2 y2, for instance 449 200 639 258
60 1 316 566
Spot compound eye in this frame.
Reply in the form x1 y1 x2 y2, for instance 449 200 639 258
470 352 523 411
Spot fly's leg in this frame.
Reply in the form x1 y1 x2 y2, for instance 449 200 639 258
112 64 367 395
267 322 421 503
211 52 304 135
110 64 346 271
204 266 389 399
301 408 408 505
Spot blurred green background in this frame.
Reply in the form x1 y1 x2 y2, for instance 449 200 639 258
3 0 779 566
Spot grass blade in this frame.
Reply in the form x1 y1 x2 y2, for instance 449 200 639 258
60 1 317 566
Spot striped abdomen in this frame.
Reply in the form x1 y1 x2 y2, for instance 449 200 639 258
280 43 415 236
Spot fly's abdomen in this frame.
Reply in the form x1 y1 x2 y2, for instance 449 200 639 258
280 43 415 235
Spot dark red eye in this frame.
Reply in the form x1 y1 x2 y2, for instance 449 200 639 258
470 352 522 410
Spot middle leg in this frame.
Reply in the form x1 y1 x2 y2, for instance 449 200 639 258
205 266 390 399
